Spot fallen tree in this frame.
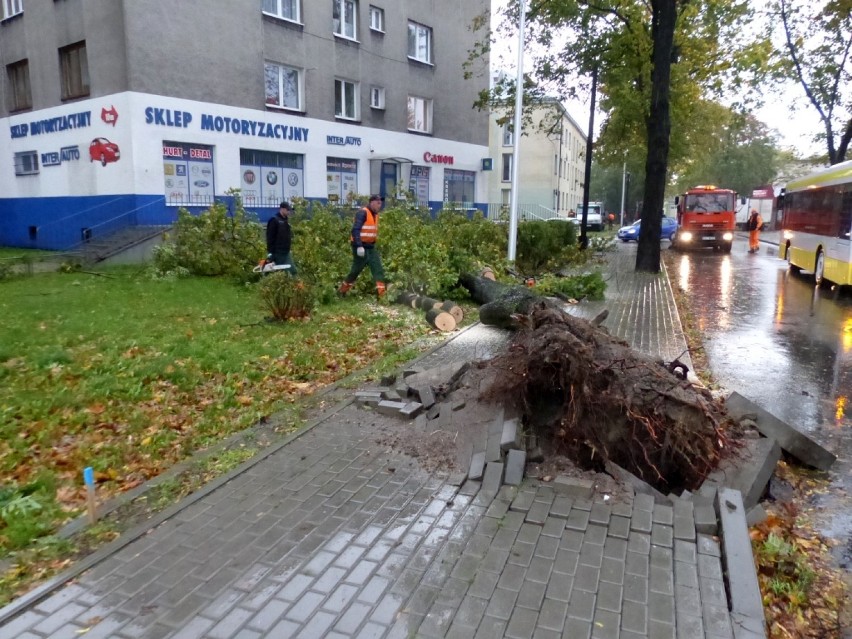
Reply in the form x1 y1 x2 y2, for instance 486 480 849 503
460 272 734 491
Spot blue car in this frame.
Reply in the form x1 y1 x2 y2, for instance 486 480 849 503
617 216 678 242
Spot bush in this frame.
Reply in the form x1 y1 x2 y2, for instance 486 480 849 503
291 202 352 302
439 210 508 276
151 191 264 280
515 220 579 275
257 273 316 321
534 272 607 301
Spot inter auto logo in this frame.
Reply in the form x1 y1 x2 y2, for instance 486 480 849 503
244 170 256 185
194 180 210 188
266 171 278 185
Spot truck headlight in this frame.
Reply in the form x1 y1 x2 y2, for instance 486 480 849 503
681 232 693 241
783 230 794 240
722 232 733 241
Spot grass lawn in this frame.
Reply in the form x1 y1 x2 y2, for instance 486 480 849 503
0 266 446 566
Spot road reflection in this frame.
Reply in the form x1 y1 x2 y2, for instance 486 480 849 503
668 238 852 542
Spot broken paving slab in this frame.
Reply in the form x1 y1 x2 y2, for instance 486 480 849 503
411 385 436 409
726 391 836 470
702 436 781 511
468 451 486 481
376 400 409 416
504 449 526 486
551 475 594 500
604 460 667 503
403 361 470 393
500 417 523 452
399 402 423 419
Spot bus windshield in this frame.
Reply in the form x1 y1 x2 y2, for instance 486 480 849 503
685 193 734 213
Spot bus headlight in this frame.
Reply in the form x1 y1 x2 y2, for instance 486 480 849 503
680 232 693 242
722 232 733 241
783 230 794 240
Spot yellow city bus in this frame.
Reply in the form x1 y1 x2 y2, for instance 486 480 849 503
780 159 852 286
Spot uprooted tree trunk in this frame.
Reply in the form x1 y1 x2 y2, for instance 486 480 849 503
461 273 734 492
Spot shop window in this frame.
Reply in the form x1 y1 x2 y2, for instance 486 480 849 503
409 166 430 206
326 157 358 203
240 148 304 207
162 141 215 207
444 169 475 207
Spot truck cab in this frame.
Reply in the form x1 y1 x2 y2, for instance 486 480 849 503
576 202 604 231
672 185 737 252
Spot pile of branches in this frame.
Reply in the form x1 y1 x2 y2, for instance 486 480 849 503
484 305 734 492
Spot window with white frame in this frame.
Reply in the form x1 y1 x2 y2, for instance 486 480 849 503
407 95 432 133
6 59 31 112
335 79 358 120
333 0 356 39
407 22 432 63
502 123 513 146
59 41 89 100
265 62 303 111
369 5 384 31
2 0 22 20
370 86 385 110
262 0 300 22
502 153 512 182
13 150 38 176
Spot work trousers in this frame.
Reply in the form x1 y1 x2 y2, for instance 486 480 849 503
748 230 759 251
344 244 385 284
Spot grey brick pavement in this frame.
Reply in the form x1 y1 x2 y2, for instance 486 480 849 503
1 243 742 638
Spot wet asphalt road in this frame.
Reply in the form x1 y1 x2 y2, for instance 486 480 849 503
666 236 852 559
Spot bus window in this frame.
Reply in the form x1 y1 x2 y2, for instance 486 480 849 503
839 186 852 240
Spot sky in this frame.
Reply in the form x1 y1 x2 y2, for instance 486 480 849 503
489 0 828 159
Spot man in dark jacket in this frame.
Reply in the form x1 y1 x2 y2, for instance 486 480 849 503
338 195 386 297
266 201 297 275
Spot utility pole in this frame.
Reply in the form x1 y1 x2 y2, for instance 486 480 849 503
507 0 526 262
620 161 627 227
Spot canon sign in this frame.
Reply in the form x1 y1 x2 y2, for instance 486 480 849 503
423 152 454 165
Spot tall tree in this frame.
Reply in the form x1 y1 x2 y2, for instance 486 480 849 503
471 0 767 272
771 0 852 164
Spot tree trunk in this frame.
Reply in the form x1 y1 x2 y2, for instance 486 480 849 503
425 309 456 332
459 273 557 330
440 301 464 324
636 0 677 274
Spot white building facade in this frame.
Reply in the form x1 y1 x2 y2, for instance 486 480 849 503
1 0 490 249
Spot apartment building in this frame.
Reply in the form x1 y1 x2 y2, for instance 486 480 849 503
0 0 490 249
486 97 586 219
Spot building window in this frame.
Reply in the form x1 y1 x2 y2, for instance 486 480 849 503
265 62 303 111
407 95 433 134
333 0 356 39
326 157 358 202
59 41 90 101
407 22 432 63
444 169 475 206
409 166 430 206
14 151 39 176
241 148 304 207
369 5 384 31
502 123 513 146
162 141 215 207
335 79 358 120
502 153 512 182
262 0 300 22
2 0 22 20
6 59 31 112
370 86 385 110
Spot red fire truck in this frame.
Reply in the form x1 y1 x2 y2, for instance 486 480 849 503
671 185 737 252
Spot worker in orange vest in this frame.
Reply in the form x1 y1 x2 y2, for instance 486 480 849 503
338 195 387 298
747 209 763 253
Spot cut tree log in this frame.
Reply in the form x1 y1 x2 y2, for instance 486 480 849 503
440 301 464 324
425 308 456 332
417 296 441 311
395 291 418 307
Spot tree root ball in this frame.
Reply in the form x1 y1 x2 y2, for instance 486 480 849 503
483 306 735 492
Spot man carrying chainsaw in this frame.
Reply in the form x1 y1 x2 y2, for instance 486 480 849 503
265 201 297 275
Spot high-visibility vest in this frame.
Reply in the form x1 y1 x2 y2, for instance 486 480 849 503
352 207 378 244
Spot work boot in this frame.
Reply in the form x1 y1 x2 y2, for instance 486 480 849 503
338 281 353 296
375 281 387 299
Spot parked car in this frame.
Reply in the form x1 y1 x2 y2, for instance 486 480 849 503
89 138 121 166
617 216 678 242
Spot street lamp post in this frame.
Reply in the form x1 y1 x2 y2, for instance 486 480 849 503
507 0 526 262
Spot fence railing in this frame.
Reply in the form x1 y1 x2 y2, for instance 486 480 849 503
484 203 560 221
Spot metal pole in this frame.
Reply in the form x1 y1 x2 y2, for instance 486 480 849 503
507 0 526 262
620 161 626 227
579 64 597 249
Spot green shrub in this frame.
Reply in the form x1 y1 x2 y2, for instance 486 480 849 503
257 273 316 321
535 272 607 301
515 220 579 275
291 202 351 301
439 210 508 276
151 190 264 280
